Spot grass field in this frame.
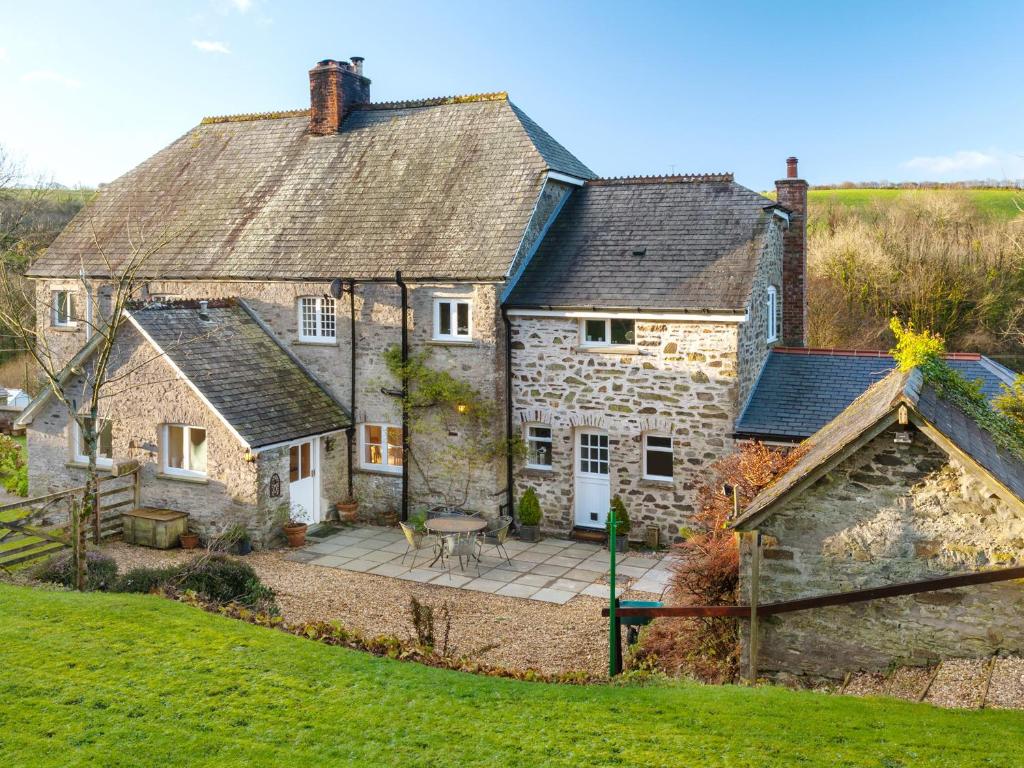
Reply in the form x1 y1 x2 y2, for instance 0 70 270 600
1 585 1022 767
763 187 1023 220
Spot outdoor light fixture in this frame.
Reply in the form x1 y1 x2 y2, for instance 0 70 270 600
455 402 469 415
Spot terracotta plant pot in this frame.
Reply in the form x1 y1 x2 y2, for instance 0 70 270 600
336 501 359 523
283 522 308 548
179 532 200 550
378 509 398 527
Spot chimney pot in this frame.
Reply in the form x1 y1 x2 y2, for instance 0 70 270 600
308 56 370 135
786 156 799 179
351 56 364 76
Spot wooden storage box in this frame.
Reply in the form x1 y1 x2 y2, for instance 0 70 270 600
122 507 189 549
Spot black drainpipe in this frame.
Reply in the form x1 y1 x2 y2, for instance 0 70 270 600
345 279 357 500
502 307 515 523
396 270 410 522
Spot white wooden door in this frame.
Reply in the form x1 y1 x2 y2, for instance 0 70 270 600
574 430 610 528
289 438 319 525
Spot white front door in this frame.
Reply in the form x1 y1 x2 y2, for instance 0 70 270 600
289 438 319 525
574 429 610 528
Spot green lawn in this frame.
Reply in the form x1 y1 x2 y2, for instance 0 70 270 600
1 585 1022 767
763 187 1023 220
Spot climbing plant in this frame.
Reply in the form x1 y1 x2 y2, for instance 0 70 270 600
383 346 523 508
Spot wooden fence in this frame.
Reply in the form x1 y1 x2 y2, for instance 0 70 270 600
602 563 1024 677
0 461 140 569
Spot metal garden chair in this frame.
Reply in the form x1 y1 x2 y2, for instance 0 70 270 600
399 521 438 569
440 531 481 576
478 517 513 564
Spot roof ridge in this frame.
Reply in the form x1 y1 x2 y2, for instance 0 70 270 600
586 173 734 186
201 109 308 125
356 92 508 111
128 298 237 310
773 346 983 361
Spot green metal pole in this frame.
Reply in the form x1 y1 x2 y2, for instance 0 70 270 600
608 504 617 677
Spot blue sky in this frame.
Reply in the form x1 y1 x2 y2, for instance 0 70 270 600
1 0 1022 190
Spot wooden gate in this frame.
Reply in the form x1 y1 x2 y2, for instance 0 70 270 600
0 461 140 570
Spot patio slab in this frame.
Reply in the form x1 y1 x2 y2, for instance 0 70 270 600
301 524 666 603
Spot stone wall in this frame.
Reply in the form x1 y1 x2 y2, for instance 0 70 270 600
510 316 743 542
737 219 783 412
739 427 1024 678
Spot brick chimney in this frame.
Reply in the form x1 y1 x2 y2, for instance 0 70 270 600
308 58 370 135
775 156 808 347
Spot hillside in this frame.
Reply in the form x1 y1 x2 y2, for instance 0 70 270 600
2 584 1022 768
766 187 1022 220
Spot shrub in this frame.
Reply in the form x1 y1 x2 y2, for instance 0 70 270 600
995 374 1024 426
114 566 178 594
176 555 276 612
0 435 27 497
889 318 946 372
606 495 631 536
517 488 541 526
33 550 118 591
636 441 802 682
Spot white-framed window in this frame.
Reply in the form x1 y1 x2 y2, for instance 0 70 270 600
433 298 472 341
297 296 336 343
643 433 673 481
580 318 635 348
161 424 208 478
525 424 553 469
73 417 113 468
52 290 76 328
766 285 779 343
361 423 403 473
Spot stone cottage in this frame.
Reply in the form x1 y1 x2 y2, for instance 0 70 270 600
22 53 1012 548
733 367 1024 678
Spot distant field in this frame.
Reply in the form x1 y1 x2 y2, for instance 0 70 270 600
764 187 1023 220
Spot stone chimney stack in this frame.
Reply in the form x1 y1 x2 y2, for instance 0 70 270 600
775 156 808 347
308 57 370 135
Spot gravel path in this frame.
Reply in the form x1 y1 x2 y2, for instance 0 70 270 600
104 543 648 676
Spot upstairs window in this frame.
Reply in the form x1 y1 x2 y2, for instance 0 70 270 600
73 417 113 468
766 286 779 343
525 424 553 469
643 433 673 481
361 424 403 474
162 424 207 479
580 318 635 347
433 299 472 341
298 296 336 343
52 290 76 328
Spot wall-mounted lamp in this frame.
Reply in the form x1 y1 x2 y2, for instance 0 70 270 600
455 402 470 415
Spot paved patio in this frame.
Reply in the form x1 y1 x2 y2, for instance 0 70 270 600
286 524 671 604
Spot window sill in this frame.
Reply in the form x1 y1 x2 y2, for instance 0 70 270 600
156 472 209 485
639 477 675 489
522 466 554 478
295 339 338 347
356 466 403 478
66 461 114 474
51 325 80 333
576 345 640 355
429 338 476 347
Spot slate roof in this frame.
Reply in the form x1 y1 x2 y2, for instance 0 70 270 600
735 348 1016 442
30 95 594 281
504 174 782 311
735 367 1024 529
128 300 350 448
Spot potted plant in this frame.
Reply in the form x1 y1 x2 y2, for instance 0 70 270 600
517 488 542 542
283 517 308 548
409 509 428 533
336 495 359 523
378 508 398 527
606 495 631 553
179 528 200 550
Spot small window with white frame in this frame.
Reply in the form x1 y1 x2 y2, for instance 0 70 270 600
580 318 635 348
297 296 336 343
643 433 673 481
52 290 76 328
161 424 207 478
73 417 113 468
361 423 403 473
766 285 779 344
525 424 552 469
433 298 472 341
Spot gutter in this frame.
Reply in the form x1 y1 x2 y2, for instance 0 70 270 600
502 307 515 525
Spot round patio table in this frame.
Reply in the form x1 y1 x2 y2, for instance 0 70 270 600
424 516 487 535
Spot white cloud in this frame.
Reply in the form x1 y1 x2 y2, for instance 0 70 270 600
901 149 1024 180
229 0 253 11
192 39 231 54
21 69 81 88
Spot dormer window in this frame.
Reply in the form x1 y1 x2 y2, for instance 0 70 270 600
766 286 779 344
298 296 336 343
433 299 472 341
580 318 634 348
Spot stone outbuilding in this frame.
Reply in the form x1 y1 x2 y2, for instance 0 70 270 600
734 367 1024 678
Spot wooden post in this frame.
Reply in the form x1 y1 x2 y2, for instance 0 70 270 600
91 483 101 544
748 530 761 684
132 466 141 510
